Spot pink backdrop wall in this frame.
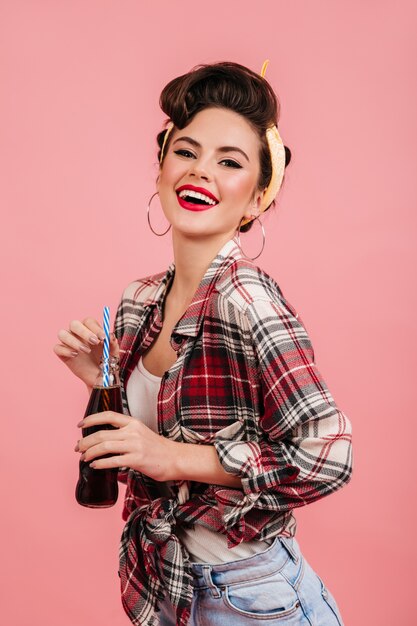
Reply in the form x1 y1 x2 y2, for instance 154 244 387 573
1 1 415 624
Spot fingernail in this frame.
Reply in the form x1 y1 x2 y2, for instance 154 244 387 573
77 421 84 427
88 335 100 345
79 345 91 354
74 442 79 451
70 351 79 357
98 334 105 341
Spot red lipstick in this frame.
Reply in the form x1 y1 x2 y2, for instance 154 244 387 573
176 184 219 203
175 184 219 212
176 196 213 211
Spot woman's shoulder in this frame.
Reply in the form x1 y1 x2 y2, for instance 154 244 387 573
115 269 172 332
216 258 299 318
214 260 310 346
119 267 173 305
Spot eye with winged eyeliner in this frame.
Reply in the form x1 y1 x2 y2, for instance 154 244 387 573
174 149 242 168
172 136 250 162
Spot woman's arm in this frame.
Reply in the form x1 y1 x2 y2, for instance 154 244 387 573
171 441 243 488
212 296 353 512
75 411 242 488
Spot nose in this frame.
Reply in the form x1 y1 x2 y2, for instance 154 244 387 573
189 158 211 181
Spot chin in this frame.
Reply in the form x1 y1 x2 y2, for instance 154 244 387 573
175 225 236 242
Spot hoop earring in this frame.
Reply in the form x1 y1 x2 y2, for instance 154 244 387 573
235 215 266 261
147 192 171 236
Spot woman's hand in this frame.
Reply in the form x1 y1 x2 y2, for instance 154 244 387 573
53 317 119 389
75 412 179 482
75 412 243 488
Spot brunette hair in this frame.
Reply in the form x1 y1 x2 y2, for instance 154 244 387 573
156 61 291 231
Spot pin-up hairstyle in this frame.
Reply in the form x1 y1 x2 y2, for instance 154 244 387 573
156 61 291 231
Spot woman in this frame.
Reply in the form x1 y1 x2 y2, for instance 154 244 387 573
54 61 353 626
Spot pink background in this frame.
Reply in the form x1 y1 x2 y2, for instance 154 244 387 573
1 1 415 624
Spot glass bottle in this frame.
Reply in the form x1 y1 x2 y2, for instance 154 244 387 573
75 356 122 508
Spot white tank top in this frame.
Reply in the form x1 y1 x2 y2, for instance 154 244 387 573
126 356 271 563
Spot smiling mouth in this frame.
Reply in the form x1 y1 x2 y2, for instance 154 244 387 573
176 191 219 212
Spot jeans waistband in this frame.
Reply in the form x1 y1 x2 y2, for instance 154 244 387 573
189 536 299 590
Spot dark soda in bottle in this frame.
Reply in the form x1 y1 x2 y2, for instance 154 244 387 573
75 356 122 508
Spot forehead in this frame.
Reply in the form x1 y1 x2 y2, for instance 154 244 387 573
175 107 260 151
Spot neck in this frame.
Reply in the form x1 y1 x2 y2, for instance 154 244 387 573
168 230 234 305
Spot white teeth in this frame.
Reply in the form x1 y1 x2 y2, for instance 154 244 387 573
178 189 217 205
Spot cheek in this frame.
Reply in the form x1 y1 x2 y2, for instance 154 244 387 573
158 156 182 184
222 173 255 204
158 166 176 188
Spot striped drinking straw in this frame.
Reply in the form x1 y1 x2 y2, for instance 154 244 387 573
102 306 110 387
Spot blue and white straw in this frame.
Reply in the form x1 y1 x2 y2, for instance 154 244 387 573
102 306 110 387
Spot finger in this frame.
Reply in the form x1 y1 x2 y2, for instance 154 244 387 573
82 317 107 341
54 344 79 358
77 426 126 451
57 329 92 354
82 441 129 463
90 455 129 470
77 411 131 429
69 319 103 346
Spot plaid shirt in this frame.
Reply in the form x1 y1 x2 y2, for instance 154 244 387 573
114 238 353 626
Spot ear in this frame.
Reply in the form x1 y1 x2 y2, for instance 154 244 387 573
243 189 265 221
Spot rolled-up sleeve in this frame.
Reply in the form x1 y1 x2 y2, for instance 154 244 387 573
214 296 353 513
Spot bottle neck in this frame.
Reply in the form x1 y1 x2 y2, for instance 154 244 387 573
94 356 121 388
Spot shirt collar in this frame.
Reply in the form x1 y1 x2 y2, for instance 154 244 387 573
142 237 245 338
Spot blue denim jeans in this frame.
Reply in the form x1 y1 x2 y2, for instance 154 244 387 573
158 535 344 625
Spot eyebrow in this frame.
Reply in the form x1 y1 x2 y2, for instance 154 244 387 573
172 136 250 162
